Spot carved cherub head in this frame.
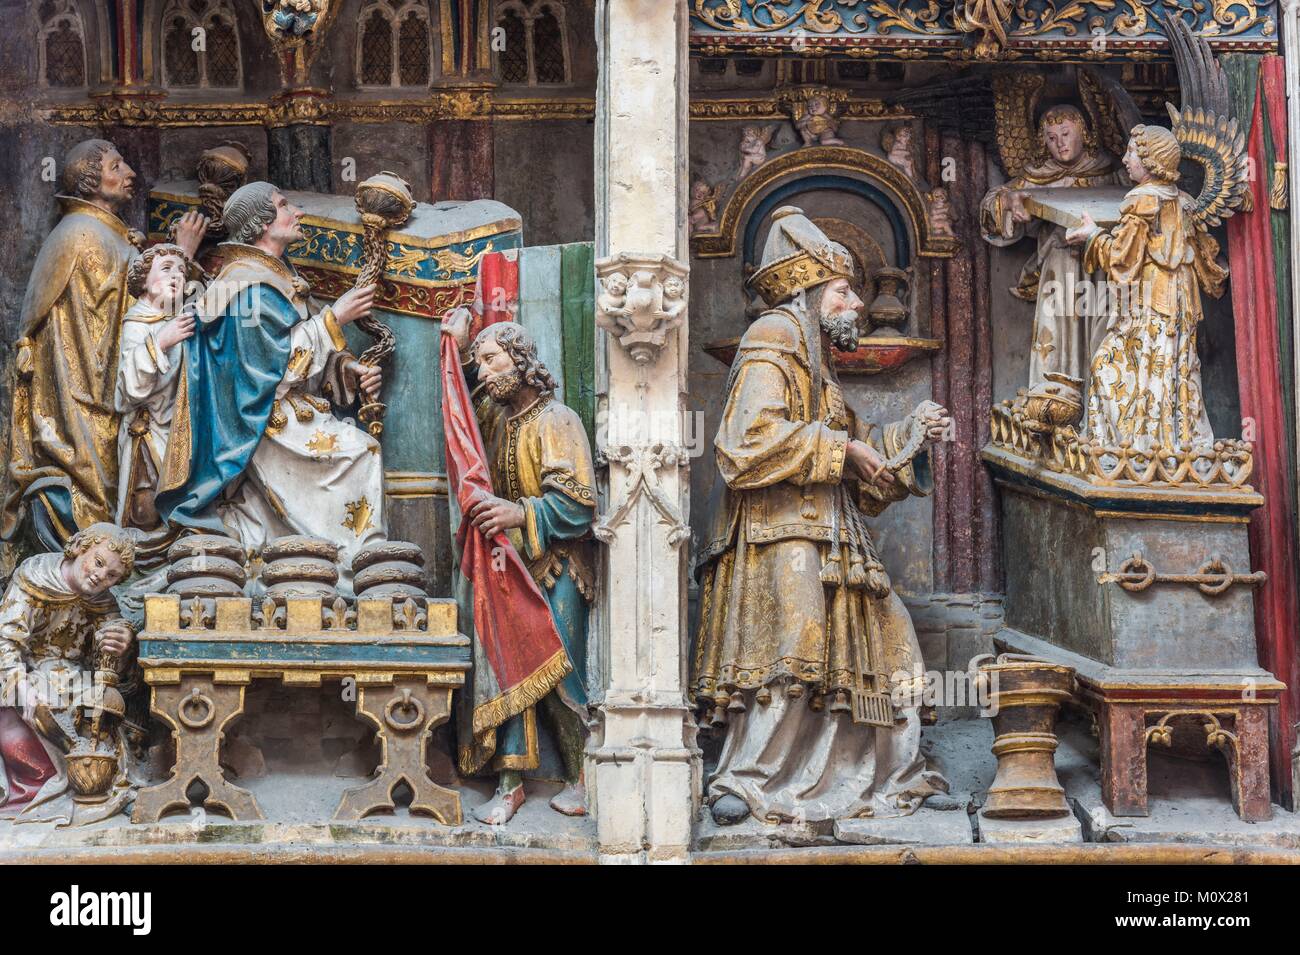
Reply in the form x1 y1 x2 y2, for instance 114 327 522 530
691 180 711 201
1038 104 1091 165
62 523 136 597
602 271 628 297
128 243 188 309
63 139 135 208
663 275 685 300
740 126 767 149
807 96 828 117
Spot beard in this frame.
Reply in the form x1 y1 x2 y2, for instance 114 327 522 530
484 369 523 403
820 309 861 352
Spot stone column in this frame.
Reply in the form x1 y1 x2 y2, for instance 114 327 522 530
267 89 333 193
588 0 700 864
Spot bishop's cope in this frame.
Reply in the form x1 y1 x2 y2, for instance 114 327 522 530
693 207 954 826
154 181 389 593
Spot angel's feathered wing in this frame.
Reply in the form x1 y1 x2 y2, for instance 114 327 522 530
1080 68 1142 162
1165 16 1250 229
992 71 1046 180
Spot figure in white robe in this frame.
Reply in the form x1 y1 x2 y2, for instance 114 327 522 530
114 244 194 530
0 527 141 826
155 182 386 592
979 105 1121 399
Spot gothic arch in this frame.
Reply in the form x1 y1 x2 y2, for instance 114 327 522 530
144 0 243 89
355 0 434 88
34 0 88 89
493 0 571 86
692 146 958 262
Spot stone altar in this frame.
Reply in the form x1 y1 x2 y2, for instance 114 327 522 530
983 405 1282 822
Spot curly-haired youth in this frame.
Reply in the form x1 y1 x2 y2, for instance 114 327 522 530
126 243 187 298
63 522 137 578
471 321 558 397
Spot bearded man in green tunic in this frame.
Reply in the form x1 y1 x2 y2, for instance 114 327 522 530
442 311 596 826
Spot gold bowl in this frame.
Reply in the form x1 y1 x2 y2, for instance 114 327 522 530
66 750 118 804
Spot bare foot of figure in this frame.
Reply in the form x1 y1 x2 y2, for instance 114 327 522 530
549 781 587 816
472 784 525 825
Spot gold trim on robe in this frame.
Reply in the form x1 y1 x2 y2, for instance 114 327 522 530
3 196 139 539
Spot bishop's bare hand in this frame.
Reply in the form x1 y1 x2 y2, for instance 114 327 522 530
846 439 895 487
333 284 376 326
173 210 209 259
441 306 473 350
469 494 526 538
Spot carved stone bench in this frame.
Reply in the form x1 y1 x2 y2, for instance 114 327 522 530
132 593 470 825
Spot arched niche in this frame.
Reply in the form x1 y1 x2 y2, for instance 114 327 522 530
692 145 957 264
740 173 909 272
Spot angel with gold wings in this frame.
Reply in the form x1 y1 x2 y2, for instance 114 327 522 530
979 71 1134 398
1065 20 1250 453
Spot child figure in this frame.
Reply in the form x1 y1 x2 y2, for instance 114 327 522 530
115 243 196 530
796 95 844 146
0 523 138 825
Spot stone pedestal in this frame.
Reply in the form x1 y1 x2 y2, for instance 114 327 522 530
983 439 1281 822
977 809 1082 844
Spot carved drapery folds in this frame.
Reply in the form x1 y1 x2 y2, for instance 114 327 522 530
594 252 689 366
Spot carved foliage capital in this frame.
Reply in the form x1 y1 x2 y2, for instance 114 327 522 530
594 252 689 366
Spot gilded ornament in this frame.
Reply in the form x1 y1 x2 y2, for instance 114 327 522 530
343 497 376 537
306 429 340 455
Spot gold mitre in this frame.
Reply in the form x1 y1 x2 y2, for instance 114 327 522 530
747 206 855 307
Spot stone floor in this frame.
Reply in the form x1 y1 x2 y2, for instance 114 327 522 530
4 711 1298 860
694 711 1300 851
0 774 597 861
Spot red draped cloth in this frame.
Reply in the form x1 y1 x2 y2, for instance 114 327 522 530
440 319 570 741
1227 55 1299 804
0 707 54 808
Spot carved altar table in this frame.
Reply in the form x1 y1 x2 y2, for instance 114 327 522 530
132 594 471 825
982 405 1282 822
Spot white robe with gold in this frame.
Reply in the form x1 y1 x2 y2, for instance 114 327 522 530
0 553 138 826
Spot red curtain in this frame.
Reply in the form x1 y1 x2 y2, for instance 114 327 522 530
1226 55 1299 806
440 324 570 733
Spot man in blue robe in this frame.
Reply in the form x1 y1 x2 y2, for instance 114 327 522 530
156 181 387 590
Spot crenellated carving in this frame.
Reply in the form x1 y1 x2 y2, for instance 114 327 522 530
594 252 689 366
